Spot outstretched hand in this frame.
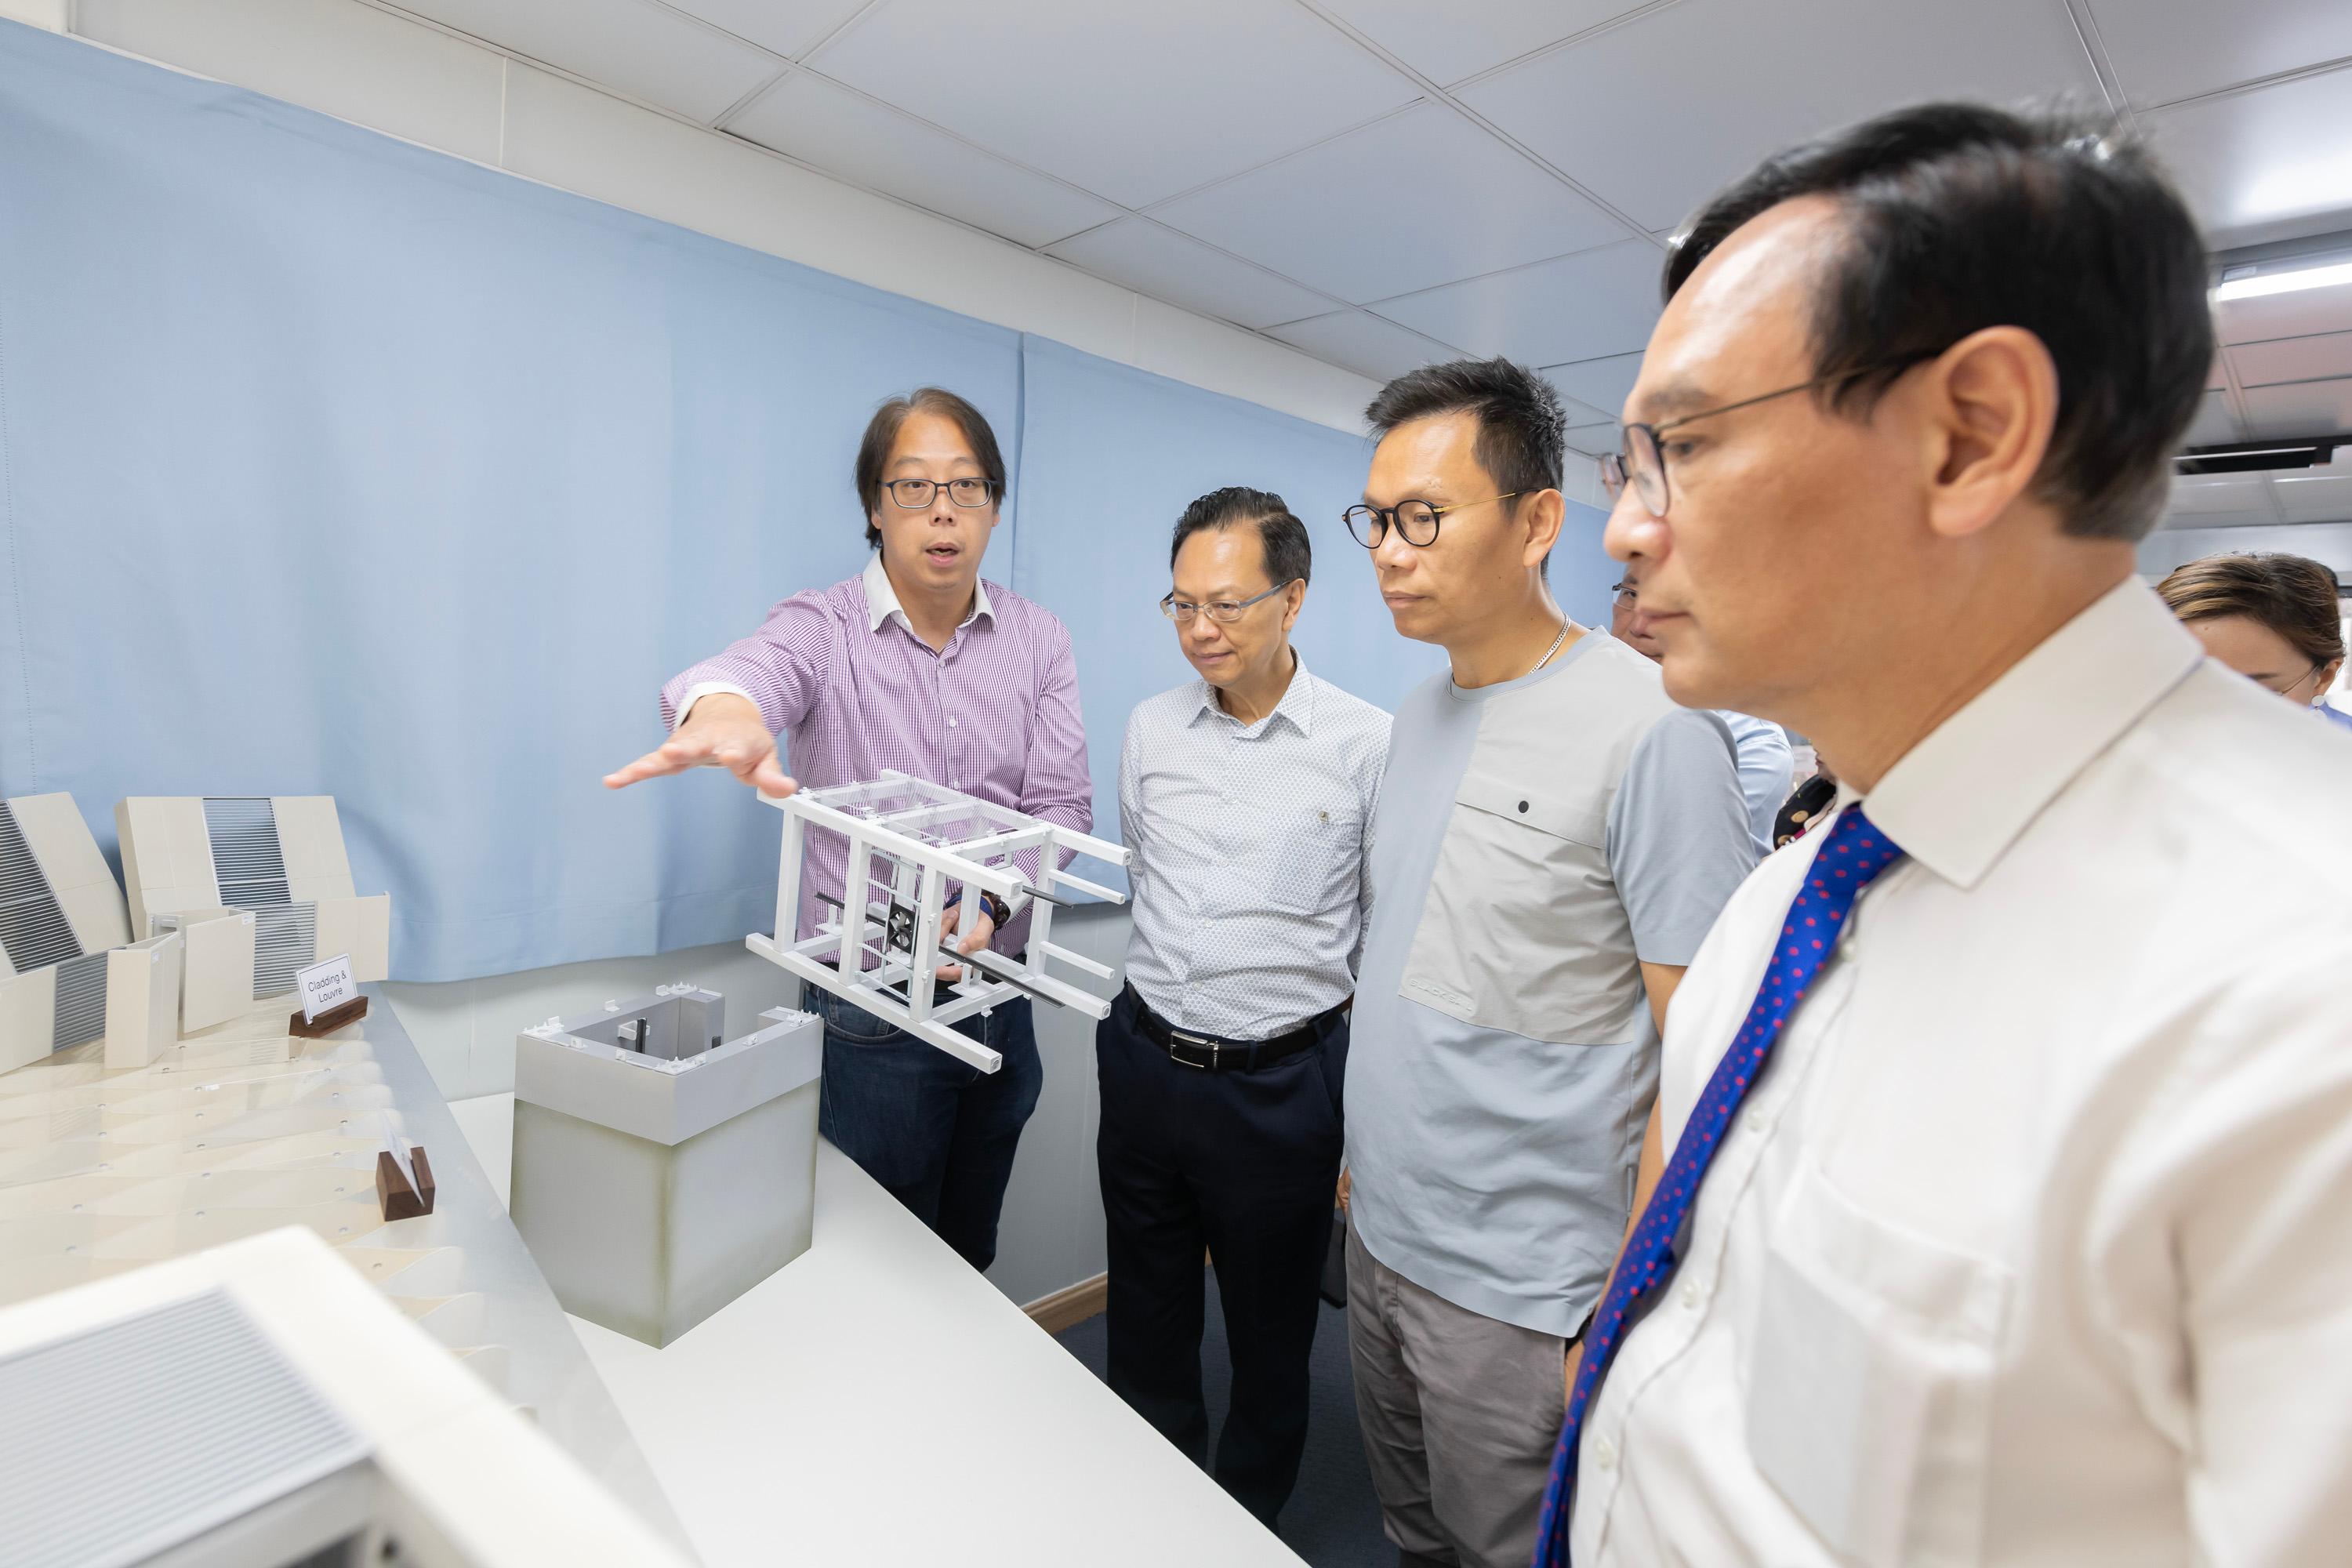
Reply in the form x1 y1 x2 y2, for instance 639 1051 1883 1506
603 692 796 797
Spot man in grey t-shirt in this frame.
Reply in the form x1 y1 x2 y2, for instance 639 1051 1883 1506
1338 360 1755 1568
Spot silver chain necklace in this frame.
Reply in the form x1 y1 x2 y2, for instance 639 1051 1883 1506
1528 617 1571 676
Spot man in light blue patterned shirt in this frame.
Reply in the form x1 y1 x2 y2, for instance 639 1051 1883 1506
1102 486 1391 1530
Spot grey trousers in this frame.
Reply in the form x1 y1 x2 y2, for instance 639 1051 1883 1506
1345 1221 1568 1568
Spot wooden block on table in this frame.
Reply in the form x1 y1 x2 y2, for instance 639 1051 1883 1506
289 994 369 1039
376 1144 436 1221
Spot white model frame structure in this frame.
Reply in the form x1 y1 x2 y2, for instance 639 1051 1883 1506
747 771 1130 1073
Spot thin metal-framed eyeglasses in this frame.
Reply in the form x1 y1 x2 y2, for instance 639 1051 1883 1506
1599 349 1947 519
1344 493 1521 550
886 477 998 510
1160 579 1300 624
2260 657 2330 699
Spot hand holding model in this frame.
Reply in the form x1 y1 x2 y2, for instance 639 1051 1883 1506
602 692 796 797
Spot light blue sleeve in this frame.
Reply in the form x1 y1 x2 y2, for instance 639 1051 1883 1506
1606 708 1759 966
1717 710 1795 854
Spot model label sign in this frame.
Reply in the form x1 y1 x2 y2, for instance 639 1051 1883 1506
297 953 357 1022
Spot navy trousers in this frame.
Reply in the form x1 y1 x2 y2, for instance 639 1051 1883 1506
811 986 1042 1274
1096 985 1348 1526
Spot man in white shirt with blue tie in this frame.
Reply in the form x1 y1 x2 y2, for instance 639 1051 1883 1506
1102 486 1391 1530
1541 102 2352 1567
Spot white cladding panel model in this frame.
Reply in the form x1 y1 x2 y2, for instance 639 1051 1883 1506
0 793 176 1073
747 771 1132 1073
114 795 391 1014
0 1227 689 1567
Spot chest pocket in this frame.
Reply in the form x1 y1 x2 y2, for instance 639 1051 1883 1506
1261 805 1363 920
1744 1161 2010 1566
1397 761 1642 1044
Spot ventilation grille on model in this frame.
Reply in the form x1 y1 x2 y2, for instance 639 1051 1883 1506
203 797 292 908
252 903 319 999
0 801 83 974
0 1289 372 1568
50 952 110 1051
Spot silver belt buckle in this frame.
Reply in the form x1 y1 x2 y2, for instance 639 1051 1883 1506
1169 1029 1214 1069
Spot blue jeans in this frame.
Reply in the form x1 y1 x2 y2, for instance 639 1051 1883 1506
808 986 1043 1273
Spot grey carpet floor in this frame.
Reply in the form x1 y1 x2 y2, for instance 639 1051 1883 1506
1053 1266 1392 1567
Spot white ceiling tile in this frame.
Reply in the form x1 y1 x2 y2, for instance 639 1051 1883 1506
2084 0 2352 108
1370 239 1661 365
663 0 870 59
1150 103 1631 305
1460 0 2102 233
807 0 1420 208
729 74 1120 248
2167 471 2276 524
1314 0 1651 88
2151 67 2352 248
1044 220 1334 330
2232 329 2352 387
1563 422 1623 459
2241 377 2352 434
397 0 781 122
1265 311 1461 383
2274 465 2352 523
2183 387 2241 446
1542 352 1645 419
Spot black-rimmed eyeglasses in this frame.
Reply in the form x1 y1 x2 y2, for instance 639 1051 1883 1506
1599 350 1947 519
886 477 998 509
1161 579 1299 625
1344 493 1520 550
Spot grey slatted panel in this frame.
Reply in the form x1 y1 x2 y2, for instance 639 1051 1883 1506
203 796 292 908
50 951 109 1051
252 902 318 998
0 1289 372 1568
0 800 83 971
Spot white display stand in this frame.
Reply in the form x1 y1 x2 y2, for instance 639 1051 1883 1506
747 772 1131 1073
0 791 178 1073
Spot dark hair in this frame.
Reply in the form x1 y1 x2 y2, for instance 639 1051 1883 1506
1668 103 2212 543
2156 553 2347 668
855 387 1007 549
1364 357 1566 498
1169 486 1312 589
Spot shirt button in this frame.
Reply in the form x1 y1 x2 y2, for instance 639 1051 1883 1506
1746 1109 1773 1136
948 717 959 728
1592 1436 1617 1471
1681 1280 1702 1310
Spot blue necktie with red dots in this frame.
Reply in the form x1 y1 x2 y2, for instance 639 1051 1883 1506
1532 804 1906 1566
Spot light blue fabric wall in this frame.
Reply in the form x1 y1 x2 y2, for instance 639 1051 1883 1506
0 21 1623 980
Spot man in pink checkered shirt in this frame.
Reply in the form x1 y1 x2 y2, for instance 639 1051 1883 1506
605 387 1091 1272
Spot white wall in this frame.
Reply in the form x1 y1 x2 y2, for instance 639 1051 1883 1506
22 0 1379 434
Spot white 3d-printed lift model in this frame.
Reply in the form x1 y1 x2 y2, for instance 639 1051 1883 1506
747 772 1131 1073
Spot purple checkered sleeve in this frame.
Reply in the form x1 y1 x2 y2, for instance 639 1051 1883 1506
659 571 1092 955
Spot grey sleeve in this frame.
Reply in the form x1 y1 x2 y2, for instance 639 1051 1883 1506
1606 708 1758 966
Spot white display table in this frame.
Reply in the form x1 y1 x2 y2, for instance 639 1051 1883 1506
452 1094 1308 1568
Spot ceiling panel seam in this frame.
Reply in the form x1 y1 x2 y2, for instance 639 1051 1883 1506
1356 234 1664 313
2143 52 2352 116
1127 100 1432 218
1436 0 1692 96
2054 0 2137 133
1287 0 1664 252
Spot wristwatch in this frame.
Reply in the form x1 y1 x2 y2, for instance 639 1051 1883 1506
949 889 1011 928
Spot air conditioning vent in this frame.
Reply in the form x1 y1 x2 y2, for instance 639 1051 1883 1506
2176 437 2342 475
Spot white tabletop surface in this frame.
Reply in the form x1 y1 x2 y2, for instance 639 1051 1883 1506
449 1093 1305 1568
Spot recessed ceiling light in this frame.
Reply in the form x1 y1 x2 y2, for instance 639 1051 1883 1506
2213 258 2352 302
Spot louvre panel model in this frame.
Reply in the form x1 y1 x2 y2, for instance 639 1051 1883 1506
204 796 295 907
0 1289 368 1568
252 902 320 997
0 802 82 975
750 771 1131 1073
48 952 109 1051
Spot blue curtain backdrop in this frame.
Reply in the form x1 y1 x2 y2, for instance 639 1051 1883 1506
0 21 1617 981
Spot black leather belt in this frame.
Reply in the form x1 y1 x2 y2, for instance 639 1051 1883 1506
1123 984 1337 1072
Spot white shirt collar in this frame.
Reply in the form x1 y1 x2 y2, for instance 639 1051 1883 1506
862 551 993 636
1857 579 2201 890
1189 648 1316 738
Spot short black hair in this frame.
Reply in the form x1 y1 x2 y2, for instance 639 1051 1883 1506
855 387 1007 549
1169 486 1312 590
1364 357 1566 498
1668 102 2212 543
